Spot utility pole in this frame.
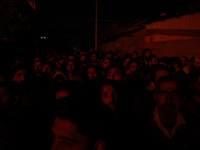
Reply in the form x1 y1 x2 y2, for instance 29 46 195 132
95 0 97 51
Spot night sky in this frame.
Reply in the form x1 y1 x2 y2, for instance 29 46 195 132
35 0 199 49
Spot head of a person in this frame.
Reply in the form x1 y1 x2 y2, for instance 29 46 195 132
123 54 132 69
87 65 99 81
66 59 76 73
170 57 182 72
181 56 189 67
154 75 185 120
127 59 140 73
100 80 119 111
42 62 52 75
147 54 159 67
51 96 111 150
10 62 28 85
33 57 43 72
90 52 98 62
193 57 200 70
106 65 125 83
80 54 87 63
132 51 138 59
101 58 112 70
142 48 152 60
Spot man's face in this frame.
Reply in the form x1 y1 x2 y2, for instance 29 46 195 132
145 51 152 58
181 57 187 65
123 58 130 68
42 64 51 74
155 81 183 117
34 61 42 72
12 69 27 85
51 117 91 150
101 59 110 69
132 53 138 59
87 67 97 80
107 67 122 82
129 62 138 73
80 55 86 62
67 61 75 73
91 54 97 62
101 84 118 110
151 57 158 66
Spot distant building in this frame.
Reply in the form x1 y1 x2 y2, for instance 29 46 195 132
98 4 200 58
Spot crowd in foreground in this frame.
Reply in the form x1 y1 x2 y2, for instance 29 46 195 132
1 46 200 150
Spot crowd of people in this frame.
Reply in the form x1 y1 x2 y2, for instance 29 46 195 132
1 45 200 150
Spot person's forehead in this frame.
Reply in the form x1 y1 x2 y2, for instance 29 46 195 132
152 57 158 60
52 117 86 140
108 68 121 73
16 69 26 74
53 117 77 131
102 84 115 92
35 61 42 65
130 62 137 66
67 61 75 65
157 81 180 90
146 51 152 54
156 69 169 76
88 67 96 72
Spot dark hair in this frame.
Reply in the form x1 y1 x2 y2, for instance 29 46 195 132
142 48 152 58
181 56 189 62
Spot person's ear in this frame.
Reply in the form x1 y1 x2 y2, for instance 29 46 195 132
93 140 106 150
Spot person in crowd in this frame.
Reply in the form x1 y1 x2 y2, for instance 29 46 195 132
138 74 200 149
89 51 99 66
125 59 144 82
181 56 190 74
100 57 114 78
9 61 33 106
122 53 132 70
98 79 121 115
131 51 138 60
51 94 117 150
65 58 83 82
147 54 159 67
140 48 152 67
106 64 126 86
33 56 43 79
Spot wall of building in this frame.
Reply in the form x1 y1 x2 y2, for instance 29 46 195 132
145 12 200 58
100 28 146 55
